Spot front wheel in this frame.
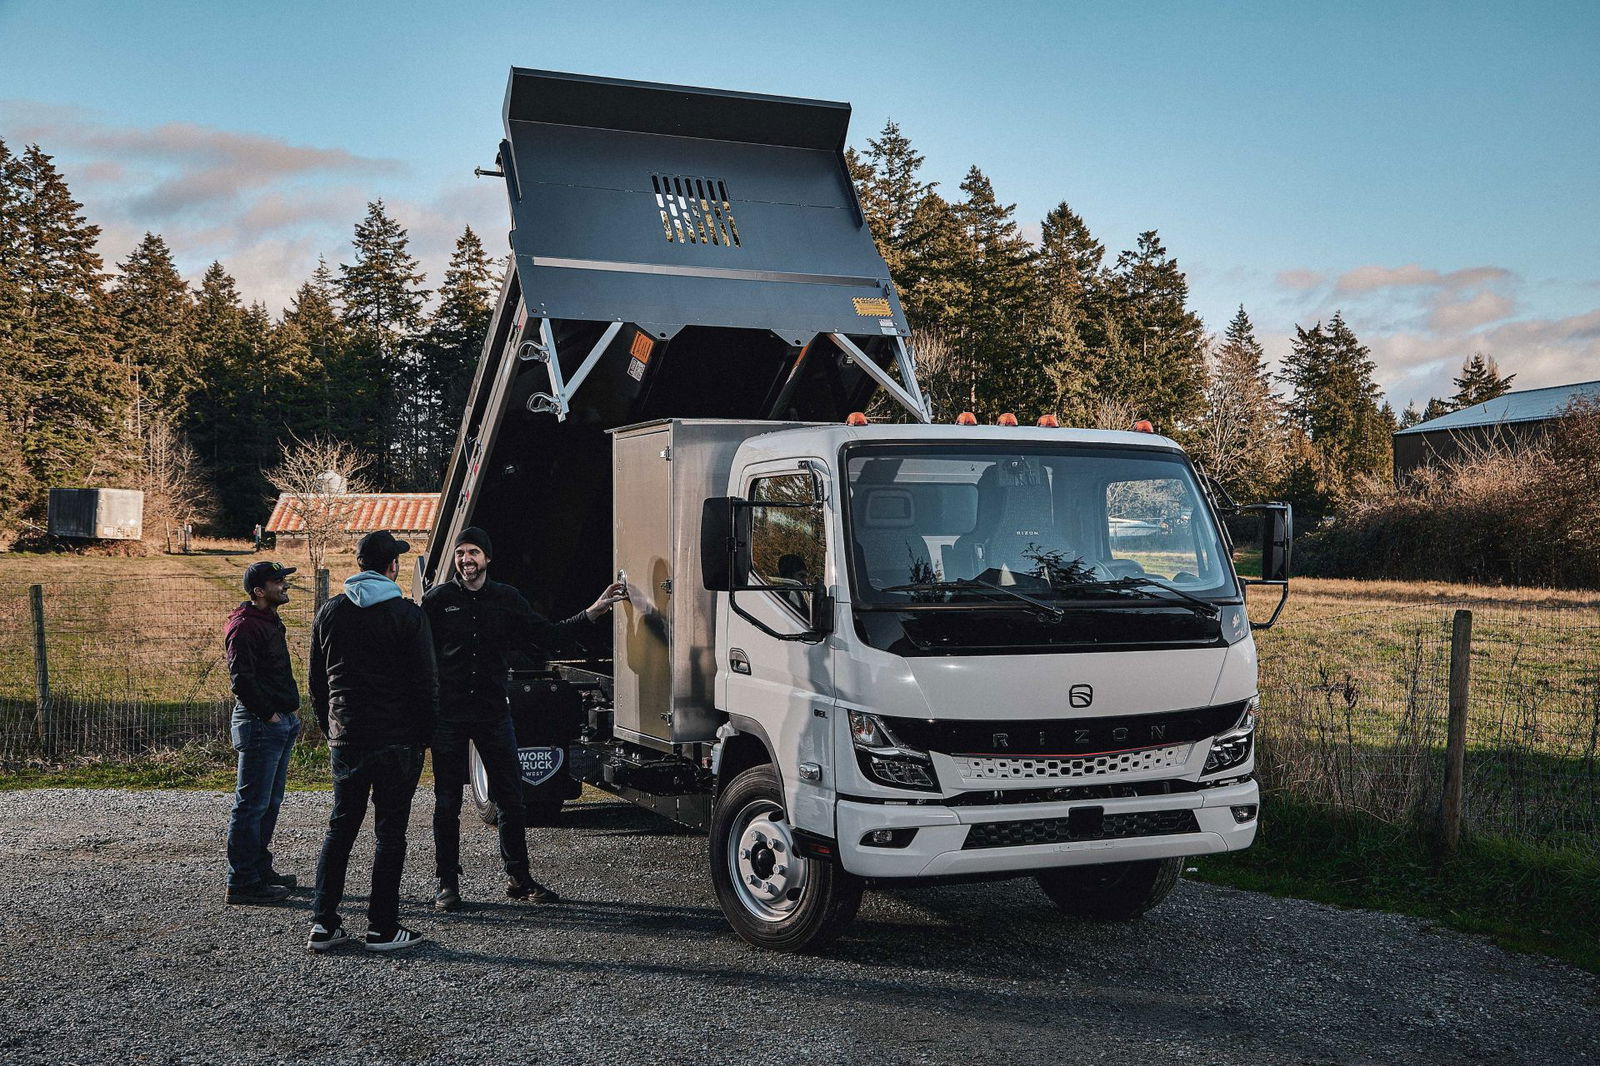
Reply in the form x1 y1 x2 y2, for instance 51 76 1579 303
1036 857 1182 920
709 765 861 952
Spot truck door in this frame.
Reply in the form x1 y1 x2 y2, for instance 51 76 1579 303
722 461 835 834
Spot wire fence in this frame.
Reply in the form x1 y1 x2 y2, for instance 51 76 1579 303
0 573 323 762
2 574 1597 849
1255 602 1600 849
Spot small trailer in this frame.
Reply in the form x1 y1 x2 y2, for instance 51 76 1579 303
426 68 1290 951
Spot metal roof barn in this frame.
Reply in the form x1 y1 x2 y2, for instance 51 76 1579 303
1392 378 1600 480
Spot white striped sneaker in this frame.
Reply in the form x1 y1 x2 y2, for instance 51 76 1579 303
306 924 353 952
365 925 425 952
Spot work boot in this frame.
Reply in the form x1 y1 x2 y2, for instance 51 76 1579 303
262 868 298 889
507 874 561 904
434 875 461 912
225 881 290 905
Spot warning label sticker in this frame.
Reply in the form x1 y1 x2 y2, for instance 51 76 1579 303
853 297 892 317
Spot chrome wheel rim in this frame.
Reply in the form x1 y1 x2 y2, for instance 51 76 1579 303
727 798 808 923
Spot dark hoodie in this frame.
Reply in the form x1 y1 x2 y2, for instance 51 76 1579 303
310 571 437 747
225 602 301 722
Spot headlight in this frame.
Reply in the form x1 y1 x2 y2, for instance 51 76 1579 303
1204 696 1257 774
848 710 939 792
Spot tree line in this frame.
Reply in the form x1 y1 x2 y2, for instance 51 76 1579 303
846 120 1515 523
0 138 500 538
1 127 1522 544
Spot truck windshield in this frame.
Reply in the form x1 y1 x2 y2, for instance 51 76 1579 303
843 443 1237 649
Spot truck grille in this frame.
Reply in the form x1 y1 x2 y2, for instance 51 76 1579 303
954 744 1191 782
961 809 1200 849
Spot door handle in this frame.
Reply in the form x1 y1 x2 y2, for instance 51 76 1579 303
730 648 751 675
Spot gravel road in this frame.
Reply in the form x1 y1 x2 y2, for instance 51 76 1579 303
0 788 1595 1066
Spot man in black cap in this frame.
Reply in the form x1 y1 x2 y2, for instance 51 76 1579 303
424 526 624 911
306 531 438 952
224 560 302 905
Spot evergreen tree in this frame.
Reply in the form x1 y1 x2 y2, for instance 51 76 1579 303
338 200 429 486
853 120 933 282
0 139 33 533
897 191 969 336
415 226 499 483
1399 400 1422 428
1095 230 1206 429
940 167 1036 419
185 262 263 531
1191 306 1286 498
1422 396 1453 422
1278 311 1389 517
3 144 133 523
1450 352 1516 408
110 233 195 430
281 257 350 439
1033 202 1107 418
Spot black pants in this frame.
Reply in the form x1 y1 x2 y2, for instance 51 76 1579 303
432 713 531 882
312 744 424 935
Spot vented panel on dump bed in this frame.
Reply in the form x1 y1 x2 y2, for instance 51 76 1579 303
500 68 910 340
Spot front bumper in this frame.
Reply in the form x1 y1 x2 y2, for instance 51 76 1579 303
835 778 1259 879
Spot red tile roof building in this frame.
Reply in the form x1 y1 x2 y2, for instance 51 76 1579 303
264 493 439 535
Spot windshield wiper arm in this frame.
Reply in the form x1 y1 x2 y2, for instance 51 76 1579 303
878 579 1064 621
1069 576 1221 618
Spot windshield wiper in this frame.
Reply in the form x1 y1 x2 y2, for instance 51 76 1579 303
1065 576 1221 618
878 578 1064 621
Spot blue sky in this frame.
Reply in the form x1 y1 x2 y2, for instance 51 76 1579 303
2 0 1596 409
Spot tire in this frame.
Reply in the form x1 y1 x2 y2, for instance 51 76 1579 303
709 764 862 952
1036 857 1182 920
468 740 499 826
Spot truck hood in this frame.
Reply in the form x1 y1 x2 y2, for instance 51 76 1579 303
835 644 1254 722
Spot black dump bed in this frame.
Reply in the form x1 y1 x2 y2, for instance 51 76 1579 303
428 69 927 618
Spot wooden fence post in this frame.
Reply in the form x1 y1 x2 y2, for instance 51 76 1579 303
1437 609 1472 858
29 584 52 760
315 569 330 612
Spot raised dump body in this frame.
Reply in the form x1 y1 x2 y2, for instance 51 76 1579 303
427 68 928 613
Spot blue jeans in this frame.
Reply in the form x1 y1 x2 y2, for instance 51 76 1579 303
432 713 530 881
312 744 425 935
226 703 300 888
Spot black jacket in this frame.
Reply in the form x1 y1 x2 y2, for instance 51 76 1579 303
310 578 437 747
422 577 595 718
225 603 300 722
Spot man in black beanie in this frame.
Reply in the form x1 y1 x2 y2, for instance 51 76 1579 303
423 525 625 909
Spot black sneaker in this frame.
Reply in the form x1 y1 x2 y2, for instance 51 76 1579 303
434 878 461 913
365 926 425 952
507 877 562 904
263 869 298 889
306 923 353 952
225 881 290 905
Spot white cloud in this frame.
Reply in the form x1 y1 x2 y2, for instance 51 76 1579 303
1 99 509 317
1275 269 1324 291
1428 290 1516 333
1261 259 1592 408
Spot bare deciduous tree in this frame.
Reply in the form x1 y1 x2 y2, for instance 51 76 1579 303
265 434 373 574
139 421 215 552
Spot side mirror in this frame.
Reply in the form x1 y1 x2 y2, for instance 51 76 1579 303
1260 504 1293 583
700 497 739 591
